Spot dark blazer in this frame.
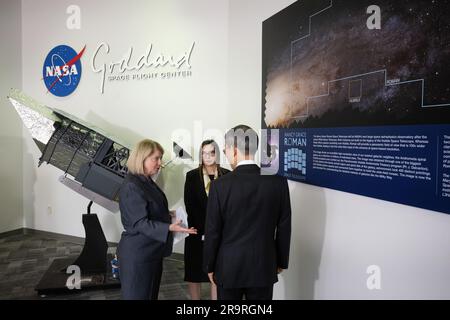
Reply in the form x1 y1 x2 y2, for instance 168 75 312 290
184 167 230 236
203 164 291 289
118 173 173 263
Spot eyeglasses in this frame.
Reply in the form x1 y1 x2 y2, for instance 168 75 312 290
202 151 216 157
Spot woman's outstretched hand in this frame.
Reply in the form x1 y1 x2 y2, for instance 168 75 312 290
169 219 197 234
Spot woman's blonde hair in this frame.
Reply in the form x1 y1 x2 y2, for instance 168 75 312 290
127 139 164 175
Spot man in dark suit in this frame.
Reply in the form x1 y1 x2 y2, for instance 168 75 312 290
203 125 291 300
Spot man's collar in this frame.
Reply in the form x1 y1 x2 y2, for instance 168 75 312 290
236 159 257 167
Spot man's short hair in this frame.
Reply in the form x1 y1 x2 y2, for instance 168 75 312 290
224 125 259 156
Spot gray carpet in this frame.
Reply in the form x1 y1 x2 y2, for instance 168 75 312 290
0 229 210 300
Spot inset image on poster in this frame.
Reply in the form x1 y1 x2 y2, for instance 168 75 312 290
262 0 450 129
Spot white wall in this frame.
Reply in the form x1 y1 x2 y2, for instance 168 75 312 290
13 0 450 299
228 0 450 300
0 0 23 233
21 0 230 252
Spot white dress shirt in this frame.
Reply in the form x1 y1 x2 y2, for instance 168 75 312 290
236 159 257 167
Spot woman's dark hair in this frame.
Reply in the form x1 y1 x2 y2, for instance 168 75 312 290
198 139 226 176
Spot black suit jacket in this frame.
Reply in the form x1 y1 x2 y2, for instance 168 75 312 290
184 167 230 236
203 164 291 289
118 173 173 263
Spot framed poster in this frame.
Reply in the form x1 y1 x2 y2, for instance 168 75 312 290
262 0 450 214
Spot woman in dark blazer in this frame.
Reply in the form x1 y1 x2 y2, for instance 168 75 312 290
118 139 197 300
184 139 230 300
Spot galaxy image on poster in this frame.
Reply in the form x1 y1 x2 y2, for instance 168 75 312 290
262 0 450 214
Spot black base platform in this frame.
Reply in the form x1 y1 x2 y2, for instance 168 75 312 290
35 253 121 296
35 206 121 296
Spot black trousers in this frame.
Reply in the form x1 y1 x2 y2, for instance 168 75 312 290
120 259 163 300
217 285 273 300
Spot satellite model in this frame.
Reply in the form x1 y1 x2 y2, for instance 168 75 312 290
7 89 192 295
8 88 132 213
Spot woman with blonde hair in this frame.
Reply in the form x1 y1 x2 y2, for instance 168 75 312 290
118 139 197 300
184 139 230 300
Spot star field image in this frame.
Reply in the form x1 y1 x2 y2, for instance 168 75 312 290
262 0 450 128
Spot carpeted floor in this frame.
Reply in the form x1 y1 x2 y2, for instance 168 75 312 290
0 229 211 300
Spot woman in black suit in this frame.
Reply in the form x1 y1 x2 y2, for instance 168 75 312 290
184 140 230 300
118 139 197 300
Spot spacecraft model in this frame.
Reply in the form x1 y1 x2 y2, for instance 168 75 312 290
7 88 132 213
6 89 135 293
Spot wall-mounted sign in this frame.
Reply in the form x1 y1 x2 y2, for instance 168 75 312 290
91 42 195 93
262 0 450 215
43 45 86 97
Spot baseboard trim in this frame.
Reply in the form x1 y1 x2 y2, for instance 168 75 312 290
0 228 25 238
0 227 118 247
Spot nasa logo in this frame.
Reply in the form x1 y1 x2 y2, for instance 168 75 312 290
42 44 86 97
